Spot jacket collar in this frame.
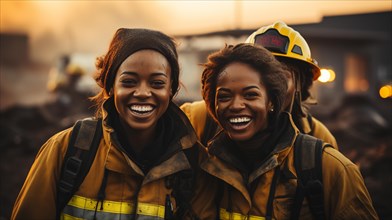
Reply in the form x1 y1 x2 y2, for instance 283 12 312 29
200 155 252 209
100 99 198 183
208 112 297 168
202 112 299 205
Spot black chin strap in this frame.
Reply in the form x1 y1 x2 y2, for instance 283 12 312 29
289 72 306 117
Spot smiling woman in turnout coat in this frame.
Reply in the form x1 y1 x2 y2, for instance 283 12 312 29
12 28 212 220
198 43 378 219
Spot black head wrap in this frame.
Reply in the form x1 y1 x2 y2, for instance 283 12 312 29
97 28 179 97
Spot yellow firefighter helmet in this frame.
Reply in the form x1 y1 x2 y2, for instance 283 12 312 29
245 21 320 80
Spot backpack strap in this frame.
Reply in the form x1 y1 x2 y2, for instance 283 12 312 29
290 133 326 220
165 144 200 220
175 145 200 220
56 118 102 218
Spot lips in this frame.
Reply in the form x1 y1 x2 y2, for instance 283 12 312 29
227 116 252 131
129 104 155 118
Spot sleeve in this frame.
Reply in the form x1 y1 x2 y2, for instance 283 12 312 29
11 129 71 220
311 117 339 150
180 102 192 120
180 101 208 140
322 147 379 220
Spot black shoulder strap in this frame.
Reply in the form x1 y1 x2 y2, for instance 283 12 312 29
164 144 200 220
170 145 200 220
56 118 102 218
290 133 325 220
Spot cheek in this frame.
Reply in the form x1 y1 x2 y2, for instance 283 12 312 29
215 102 228 127
155 88 171 106
114 86 128 96
215 104 222 120
113 89 129 114
254 102 269 120
113 86 132 104
256 103 267 113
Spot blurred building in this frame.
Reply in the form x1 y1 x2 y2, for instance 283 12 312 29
0 33 29 66
295 11 391 120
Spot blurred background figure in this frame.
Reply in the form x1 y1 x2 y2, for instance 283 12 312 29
42 54 98 126
1 52 97 220
47 54 71 93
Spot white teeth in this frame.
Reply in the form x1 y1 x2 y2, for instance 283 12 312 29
229 117 251 124
130 105 153 112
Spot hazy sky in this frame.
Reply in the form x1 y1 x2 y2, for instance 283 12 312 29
1 1 391 60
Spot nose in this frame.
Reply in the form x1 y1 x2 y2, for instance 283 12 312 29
133 83 151 98
229 95 245 112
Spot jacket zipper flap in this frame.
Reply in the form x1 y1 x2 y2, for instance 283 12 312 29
143 150 191 185
200 157 252 209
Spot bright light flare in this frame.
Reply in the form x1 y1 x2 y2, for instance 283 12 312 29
318 68 336 83
379 84 392 99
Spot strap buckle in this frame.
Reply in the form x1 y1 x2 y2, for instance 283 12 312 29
59 156 82 193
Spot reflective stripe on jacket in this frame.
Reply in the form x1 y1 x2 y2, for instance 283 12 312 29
61 195 164 219
199 113 378 219
12 101 210 220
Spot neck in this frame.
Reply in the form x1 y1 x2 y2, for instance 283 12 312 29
120 121 157 155
231 131 270 165
236 130 269 151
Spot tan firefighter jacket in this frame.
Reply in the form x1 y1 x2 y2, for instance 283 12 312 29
12 100 212 220
181 100 338 149
199 112 378 219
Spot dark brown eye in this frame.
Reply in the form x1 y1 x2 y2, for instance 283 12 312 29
151 80 166 88
244 92 258 99
121 78 137 87
217 94 231 102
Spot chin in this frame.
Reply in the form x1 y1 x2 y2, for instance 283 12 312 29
127 121 155 131
228 132 253 142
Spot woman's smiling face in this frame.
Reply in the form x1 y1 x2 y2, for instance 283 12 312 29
215 62 272 141
113 49 171 132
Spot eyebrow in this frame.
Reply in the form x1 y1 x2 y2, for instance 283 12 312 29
217 85 260 92
242 85 260 91
120 72 168 78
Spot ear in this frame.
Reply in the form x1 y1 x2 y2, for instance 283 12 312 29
268 102 274 112
109 89 113 96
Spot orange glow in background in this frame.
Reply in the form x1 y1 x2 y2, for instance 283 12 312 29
1 1 390 65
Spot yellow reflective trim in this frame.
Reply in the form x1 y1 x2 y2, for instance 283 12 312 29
66 195 165 218
61 213 84 220
68 195 133 214
137 202 165 218
220 208 266 220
